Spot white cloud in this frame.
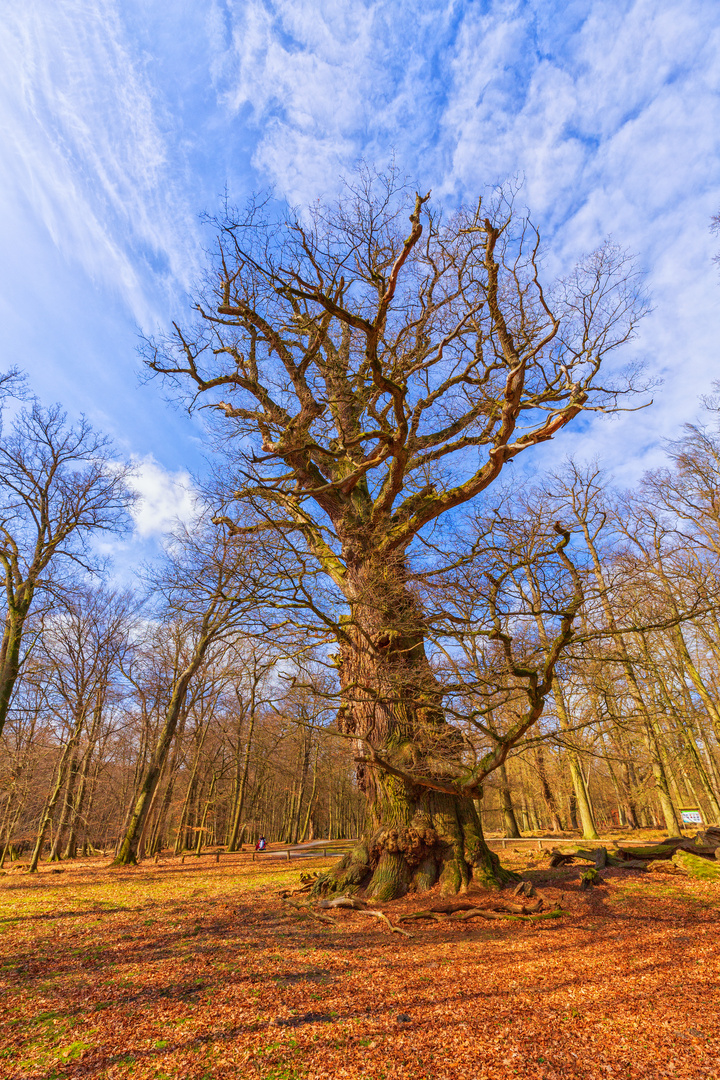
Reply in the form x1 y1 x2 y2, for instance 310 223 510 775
2 0 719 507
211 0 455 204
0 0 202 326
129 456 196 538
211 0 720 479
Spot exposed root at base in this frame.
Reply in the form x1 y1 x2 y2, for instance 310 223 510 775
312 832 518 901
281 898 335 925
282 889 563 938
281 893 412 936
396 896 561 924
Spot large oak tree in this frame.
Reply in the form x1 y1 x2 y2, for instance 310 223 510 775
145 173 646 897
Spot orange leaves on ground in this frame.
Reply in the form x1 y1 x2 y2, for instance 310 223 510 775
0 852 718 1078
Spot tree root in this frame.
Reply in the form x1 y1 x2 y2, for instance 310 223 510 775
284 893 413 936
317 894 413 936
281 898 336 925
278 872 320 899
356 909 414 937
317 895 368 910
450 906 564 922
396 910 446 922
398 896 560 924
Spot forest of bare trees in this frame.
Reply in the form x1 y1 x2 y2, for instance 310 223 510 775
3 180 720 894
5 412 720 876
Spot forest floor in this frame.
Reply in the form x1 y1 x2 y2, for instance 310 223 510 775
0 845 718 1080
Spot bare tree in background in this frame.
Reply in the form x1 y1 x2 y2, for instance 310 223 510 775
0 396 133 738
114 518 277 865
28 586 133 872
144 170 647 897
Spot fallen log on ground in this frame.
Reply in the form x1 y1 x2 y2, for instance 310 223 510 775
549 836 719 871
549 846 608 869
696 826 720 851
614 837 719 862
647 859 685 875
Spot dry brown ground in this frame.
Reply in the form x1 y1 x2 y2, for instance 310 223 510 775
0 848 718 1079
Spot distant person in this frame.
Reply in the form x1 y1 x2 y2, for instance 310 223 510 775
255 835 267 851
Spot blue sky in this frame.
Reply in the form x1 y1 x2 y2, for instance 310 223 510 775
2 0 719 557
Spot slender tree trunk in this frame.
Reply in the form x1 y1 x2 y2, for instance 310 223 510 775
612 726 641 828
497 761 521 838
63 742 95 859
0 598 31 740
29 712 85 872
578 525 681 835
651 661 720 820
534 747 563 832
115 635 213 866
49 748 81 861
301 746 319 842
673 627 720 743
526 571 598 840
227 708 256 851
174 717 210 854
291 729 311 844
0 791 25 869
195 773 216 855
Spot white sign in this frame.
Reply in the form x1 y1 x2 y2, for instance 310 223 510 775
680 809 703 826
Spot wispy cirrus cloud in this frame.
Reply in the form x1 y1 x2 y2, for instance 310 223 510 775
0 0 202 326
1 0 719 502
209 0 458 203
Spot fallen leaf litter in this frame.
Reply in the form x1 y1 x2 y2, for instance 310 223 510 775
0 849 718 1078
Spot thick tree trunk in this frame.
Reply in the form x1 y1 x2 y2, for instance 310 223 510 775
317 782 513 899
318 557 515 899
